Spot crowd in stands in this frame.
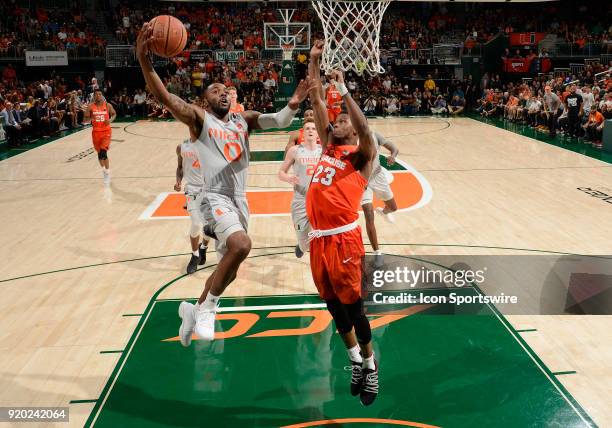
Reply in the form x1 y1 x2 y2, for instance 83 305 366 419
2 1 611 148
110 1 314 55
0 1 105 57
475 62 612 147
334 70 474 117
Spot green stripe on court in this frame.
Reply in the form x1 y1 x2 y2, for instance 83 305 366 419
87 288 595 427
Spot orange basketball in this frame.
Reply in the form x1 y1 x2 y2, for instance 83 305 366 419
149 15 188 58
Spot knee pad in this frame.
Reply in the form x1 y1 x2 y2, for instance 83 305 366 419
346 299 372 345
98 150 107 160
326 299 352 335
190 221 203 238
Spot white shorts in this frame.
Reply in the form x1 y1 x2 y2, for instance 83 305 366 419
186 191 206 228
361 168 394 205
291 197 311 252
201 193 249 260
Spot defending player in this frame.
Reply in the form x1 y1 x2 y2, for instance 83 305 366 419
361 131 399 268
228 87 244 113
174 139 209 275
306 40 379 406
136 22 312 344
284 108 316 153
84 89 116 185
278 120 322 258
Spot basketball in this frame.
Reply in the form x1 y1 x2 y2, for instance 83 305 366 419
149 15 188 58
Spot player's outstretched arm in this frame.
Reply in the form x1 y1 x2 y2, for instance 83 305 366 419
242 78 312 131
136 22 202 137
308 40 331 148
330 70 376 169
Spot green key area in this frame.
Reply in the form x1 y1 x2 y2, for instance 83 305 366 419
86 290 594 428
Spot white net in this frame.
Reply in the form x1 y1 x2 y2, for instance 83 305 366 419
311 0 391 76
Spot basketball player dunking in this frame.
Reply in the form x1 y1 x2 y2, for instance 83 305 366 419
361 131 399 268
228 87 244 113
306 40 379 405
278 120 322 258
136 22 312 344
174 139 210 275
85 89 116 185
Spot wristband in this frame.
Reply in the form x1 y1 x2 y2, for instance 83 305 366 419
336 82 349 97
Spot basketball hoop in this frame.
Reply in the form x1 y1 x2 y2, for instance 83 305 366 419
312 0 391 76
281 43 295 61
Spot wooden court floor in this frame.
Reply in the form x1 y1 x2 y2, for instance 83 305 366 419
0 117 610 427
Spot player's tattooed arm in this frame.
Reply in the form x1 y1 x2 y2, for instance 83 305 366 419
136 21 203 138
308 40 331 148
174 144 183 192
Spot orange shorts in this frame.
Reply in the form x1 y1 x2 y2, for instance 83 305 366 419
92 131 111 152
327 108 342 124
309 227 365 304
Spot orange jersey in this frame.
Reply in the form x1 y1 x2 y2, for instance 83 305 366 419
230 103 245 113
91 102 111 133
306 145 367 230
326 85 343 111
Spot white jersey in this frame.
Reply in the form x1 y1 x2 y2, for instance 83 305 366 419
194 112 250 197
292 144 322 198
181 140 203 194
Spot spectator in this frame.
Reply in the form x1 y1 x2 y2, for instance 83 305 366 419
424 74 436 92
448 95 465 115
431 95 447 114
582 106 604 146
133 89 147 117
542 85 561 137
363 95 377 115
565 84 583 138
1 102 23 146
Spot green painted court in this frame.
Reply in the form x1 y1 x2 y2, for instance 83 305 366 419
85 288 594 428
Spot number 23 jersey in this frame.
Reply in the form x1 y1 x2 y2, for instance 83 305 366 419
306 145 367 230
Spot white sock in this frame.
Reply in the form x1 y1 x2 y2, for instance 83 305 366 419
200 243 207 249
192 250 199 257
363 353 375 370
201 292 220 310
374 249 382 256
347 345 362 363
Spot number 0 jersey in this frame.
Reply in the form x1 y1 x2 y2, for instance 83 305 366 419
306 145 367 230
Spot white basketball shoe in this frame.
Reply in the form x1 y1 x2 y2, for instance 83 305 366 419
178 301 196 347
194 304 217 341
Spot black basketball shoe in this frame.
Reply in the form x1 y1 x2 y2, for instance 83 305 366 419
198 245 207 265
186 254 199 275
360 360 379 406
350 360 363 396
